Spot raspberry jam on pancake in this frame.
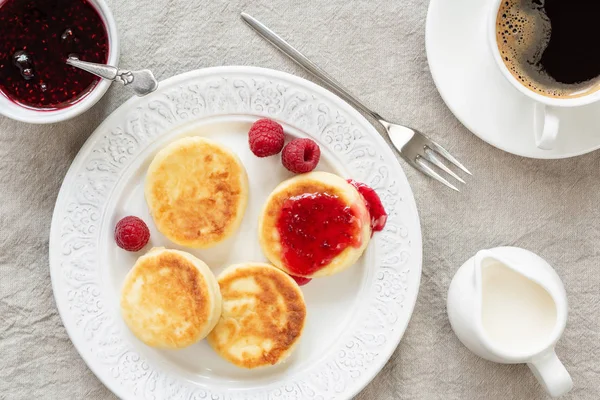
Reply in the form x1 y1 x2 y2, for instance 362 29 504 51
347 179 388 232
259 172 371 278
290 275 312 286
276 192 362 276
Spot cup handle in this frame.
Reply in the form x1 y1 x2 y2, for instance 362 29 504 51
534 103 560 150
528 350 573 397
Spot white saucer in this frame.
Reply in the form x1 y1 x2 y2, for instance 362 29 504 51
426 0 600 159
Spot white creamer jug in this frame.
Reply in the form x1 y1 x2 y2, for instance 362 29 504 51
447 247 572 397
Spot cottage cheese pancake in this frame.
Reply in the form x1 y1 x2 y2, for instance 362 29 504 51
259 172 371 278
207 263 306 369
120 248 222 349
145 136 249 248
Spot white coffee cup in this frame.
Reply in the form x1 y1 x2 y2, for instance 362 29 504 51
487 0 600 150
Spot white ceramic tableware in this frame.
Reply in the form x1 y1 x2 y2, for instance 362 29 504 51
487 0 600 150
0 0 119 124
49 67 423 400
426 0 600 159
447 247 572 397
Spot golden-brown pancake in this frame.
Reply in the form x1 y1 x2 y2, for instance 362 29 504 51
145 136 249 248
207 263 306 369
120 247 222 349
258 171 371 278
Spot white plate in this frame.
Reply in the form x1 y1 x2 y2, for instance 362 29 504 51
426 0 600 159
49 66 422 400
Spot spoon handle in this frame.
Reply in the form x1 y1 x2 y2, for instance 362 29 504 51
66 57 158 96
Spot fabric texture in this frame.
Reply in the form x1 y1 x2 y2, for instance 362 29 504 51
0 0 598 399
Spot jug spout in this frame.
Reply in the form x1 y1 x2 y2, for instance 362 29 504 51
472 247 565 303
474 249 533 284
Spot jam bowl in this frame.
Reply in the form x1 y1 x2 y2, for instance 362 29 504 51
0 0 119 124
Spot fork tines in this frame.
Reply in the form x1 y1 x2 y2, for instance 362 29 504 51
412 141 471 192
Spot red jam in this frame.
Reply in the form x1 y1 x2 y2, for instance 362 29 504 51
0 0 109 109
289 275 312 286
276 192 361 276
347 179 388 232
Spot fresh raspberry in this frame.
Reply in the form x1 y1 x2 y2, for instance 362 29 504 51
290 275 312 286
115 216 150 252
248 118 285 157
281 138 321 174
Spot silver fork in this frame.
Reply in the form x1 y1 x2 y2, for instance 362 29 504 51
241 12 471 191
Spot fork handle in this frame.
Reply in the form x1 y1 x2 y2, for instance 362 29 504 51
241 13 384 122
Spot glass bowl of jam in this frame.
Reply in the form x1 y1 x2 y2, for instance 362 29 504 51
0 0 119 123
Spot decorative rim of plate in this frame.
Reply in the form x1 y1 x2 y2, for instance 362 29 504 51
49 66 422 400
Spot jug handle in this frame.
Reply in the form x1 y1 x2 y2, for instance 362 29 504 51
527 350 573 397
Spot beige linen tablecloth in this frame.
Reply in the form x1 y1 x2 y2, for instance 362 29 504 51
1 0 598 398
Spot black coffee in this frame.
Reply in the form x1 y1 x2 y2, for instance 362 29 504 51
496 0 600 98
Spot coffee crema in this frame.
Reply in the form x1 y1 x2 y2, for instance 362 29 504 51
496 0 600 99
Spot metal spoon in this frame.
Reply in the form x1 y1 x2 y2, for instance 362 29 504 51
66 56 158 96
